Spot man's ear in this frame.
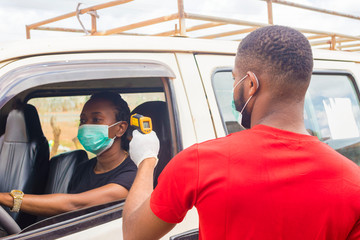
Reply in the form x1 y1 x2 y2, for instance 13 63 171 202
247 71 260 95
116 121 128 137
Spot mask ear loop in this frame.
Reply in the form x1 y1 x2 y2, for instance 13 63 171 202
97 121 123 156
108 121 122 128
108 121 123 141
248 71 260 90
240 72 260 115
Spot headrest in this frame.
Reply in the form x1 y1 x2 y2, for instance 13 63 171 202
4 109 28 142
3 104 44 143
23 104 44 140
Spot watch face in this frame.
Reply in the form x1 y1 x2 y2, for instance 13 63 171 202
11 190 24 197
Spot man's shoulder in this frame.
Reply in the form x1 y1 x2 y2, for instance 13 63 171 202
176 131 250 161
196 130 250 149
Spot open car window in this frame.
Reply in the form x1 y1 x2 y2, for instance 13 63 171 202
28 93 165 157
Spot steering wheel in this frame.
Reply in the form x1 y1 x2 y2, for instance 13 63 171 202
0 207 21 235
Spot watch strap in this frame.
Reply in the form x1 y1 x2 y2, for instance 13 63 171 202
10 190 24 213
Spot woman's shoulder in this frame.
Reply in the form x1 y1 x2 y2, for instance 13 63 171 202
118 156 137 172
75 157 97 172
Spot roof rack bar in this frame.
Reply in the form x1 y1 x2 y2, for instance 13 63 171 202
295 28 360 41
93 13 179 36
185 13 269 28
319 44 360 51
337 42 360 49
154 22 226 37
154 30 177 37
177 0 186 36
262 0 360 21
348 48 360 52
25 0 133 39
200 27 258 39
266 0 274 24
307 35 329 40
35 26 90 33
24 0 360 52
185 22 226 32
311 39 335 47
185 12 360 43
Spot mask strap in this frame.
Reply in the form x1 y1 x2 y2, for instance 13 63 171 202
252 72 260 89
240 95 253 115
108 121 123 141
233 74 248 91
108 121 122 128
240 72 259 114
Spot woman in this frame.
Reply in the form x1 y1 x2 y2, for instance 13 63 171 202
0 92 137 217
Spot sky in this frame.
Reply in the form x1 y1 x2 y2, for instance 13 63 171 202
0 0 360 43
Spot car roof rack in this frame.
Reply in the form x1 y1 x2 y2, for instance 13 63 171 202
26 0 360 52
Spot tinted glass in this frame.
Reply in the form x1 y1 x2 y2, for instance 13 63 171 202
212 70 243 134
305 74 360 165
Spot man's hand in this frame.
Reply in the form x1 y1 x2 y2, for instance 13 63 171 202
129 130 160 167
124 130 176 240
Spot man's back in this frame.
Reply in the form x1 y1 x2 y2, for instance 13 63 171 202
151 125 360 239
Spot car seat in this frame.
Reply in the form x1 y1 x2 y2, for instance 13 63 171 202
0 104 49 228
131 101 173 187
45 150 88 194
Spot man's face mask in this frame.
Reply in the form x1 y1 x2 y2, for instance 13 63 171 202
232 72 260 129
77 121 121 156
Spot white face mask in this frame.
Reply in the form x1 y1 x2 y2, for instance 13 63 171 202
231 73 260 129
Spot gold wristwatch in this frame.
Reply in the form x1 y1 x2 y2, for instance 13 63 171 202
9 190 24 212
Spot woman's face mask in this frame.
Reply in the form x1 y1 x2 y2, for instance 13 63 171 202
77 121 121 156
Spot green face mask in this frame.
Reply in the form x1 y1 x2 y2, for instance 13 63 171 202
77 121 121 156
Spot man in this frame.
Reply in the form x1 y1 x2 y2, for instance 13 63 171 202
124 26 360 239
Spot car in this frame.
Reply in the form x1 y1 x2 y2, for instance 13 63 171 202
0 34 359 239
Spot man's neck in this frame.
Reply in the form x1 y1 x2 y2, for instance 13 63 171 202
251 100 309 135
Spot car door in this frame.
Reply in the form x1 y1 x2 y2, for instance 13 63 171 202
194 54 236 138
0 52 199 239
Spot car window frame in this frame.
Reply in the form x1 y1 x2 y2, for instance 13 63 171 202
211 67 236 135
3 200 125 240
0 59 176 109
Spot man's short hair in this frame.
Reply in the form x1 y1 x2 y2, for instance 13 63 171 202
236 25 313 98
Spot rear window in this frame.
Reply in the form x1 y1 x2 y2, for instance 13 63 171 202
305 74 360 164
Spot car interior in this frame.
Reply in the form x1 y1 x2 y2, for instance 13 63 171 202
0 75 178 237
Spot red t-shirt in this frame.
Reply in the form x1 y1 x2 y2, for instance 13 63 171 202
150 125 360 240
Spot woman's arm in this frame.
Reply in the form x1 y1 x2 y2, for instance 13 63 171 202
0 183 128 217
